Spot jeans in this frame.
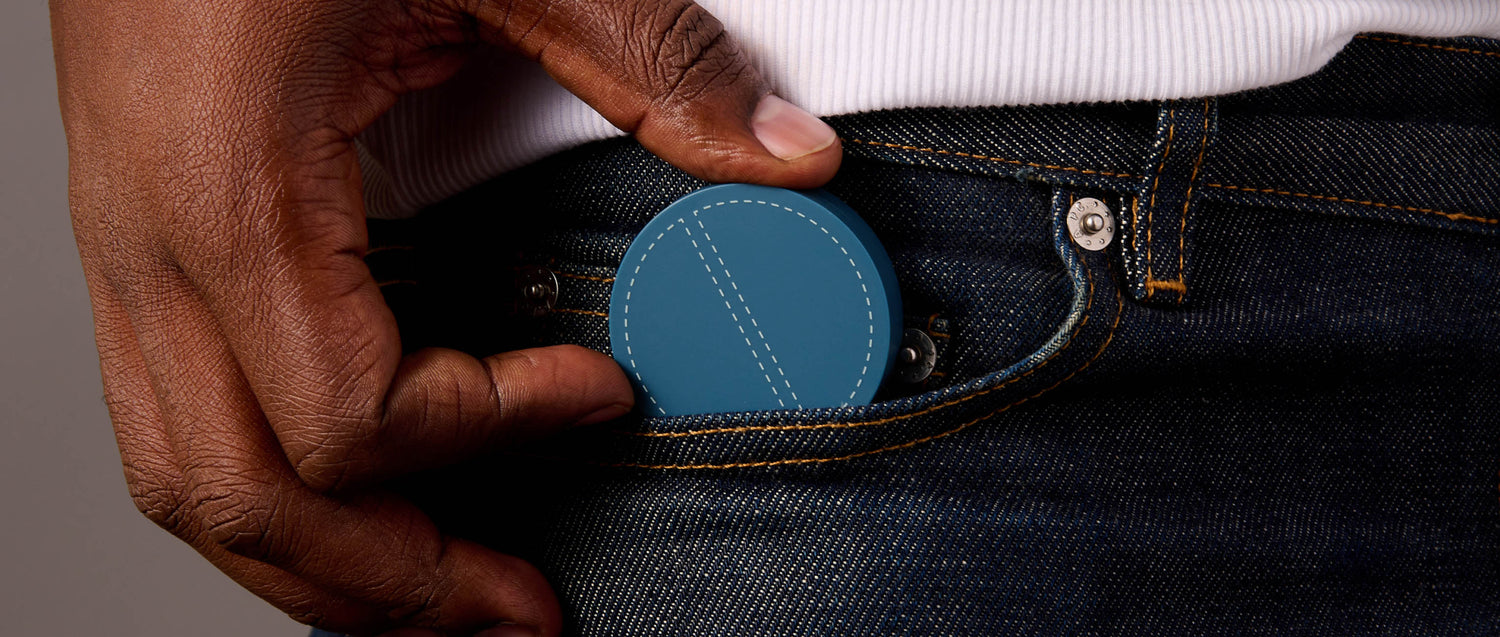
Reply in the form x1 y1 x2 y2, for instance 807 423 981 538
332 33 1500 635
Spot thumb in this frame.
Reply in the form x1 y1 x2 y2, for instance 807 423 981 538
466 0 841 187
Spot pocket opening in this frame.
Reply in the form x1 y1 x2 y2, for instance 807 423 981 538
526 188 1127 470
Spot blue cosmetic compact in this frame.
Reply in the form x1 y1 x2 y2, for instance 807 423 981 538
608 184 902 417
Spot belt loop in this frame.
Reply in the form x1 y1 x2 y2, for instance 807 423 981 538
1123 97 1218 305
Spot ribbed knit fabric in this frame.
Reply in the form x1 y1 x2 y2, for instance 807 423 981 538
358 0 1500 218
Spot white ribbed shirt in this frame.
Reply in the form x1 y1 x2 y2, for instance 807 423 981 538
358 0 1500 218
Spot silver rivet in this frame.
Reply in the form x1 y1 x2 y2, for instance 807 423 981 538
1066 198 1115 251
894 329 937 384
1081 212 1105 234
515 267 559 317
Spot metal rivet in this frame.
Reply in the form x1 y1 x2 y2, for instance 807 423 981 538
1066 198 1115 251
894 329 937 384
515 266 559 317
1081 212 1105 234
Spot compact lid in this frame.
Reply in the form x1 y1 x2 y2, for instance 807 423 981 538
609 184 902 417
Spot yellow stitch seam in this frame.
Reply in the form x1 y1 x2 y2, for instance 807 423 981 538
1174 98 1212 300
842 139 1143 180
1143 279 1188 293
1146 107 1179 296
606 261 1124 470
554 271 616 283
1355 34 1500 59
1203 183 1498 225
621 314 1085 437
924 313 951 339
924 312 941 332
553 308 609 318
620 254 1098 440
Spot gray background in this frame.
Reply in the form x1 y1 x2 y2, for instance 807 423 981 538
2 1 304 634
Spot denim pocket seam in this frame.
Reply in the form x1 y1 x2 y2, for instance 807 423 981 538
554 270 616 283
553 307 609 318
616 260 1100 440
1202 182 1499 227
1144 106 1178 290
1354 34 1500 60
589 256 1124 470
524 177 1105 468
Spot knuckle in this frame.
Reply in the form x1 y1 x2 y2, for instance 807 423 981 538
259 579 327 625
390 584 446 626
642 1 751 102
128 476 191 535
286 608 328 630
486 350 534 426
283 400 387 493
385 542 459 626
289 429 368 493
277 338 393 492
184 471 286 560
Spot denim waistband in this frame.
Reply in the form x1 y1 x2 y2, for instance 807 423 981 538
824 32 1500 305
391 32 1500 308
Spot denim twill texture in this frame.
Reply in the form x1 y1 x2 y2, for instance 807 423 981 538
328 34 1500 635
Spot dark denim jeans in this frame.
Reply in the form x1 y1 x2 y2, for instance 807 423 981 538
330 33 1500 635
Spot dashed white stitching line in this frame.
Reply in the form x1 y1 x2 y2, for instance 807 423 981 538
621 221 675 414
622 200 875 412
688 219 799 407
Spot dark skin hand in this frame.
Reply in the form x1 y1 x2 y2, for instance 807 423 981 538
50 0 840 634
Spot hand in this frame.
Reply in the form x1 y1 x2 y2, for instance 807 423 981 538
50 0 841 633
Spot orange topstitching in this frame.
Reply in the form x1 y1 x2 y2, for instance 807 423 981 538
1145 107 1179 296
1167 97 1213 298
1355 34 1500 59
554 271 615 283
1204 183 1498 226
1143 279 1188 294
924 312 951 339
553 307 609 318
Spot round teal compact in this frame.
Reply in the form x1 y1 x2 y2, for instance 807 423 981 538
608 184 902 417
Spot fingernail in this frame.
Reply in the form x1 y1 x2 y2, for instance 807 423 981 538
576 402 631 426
474 624 538 637
751 95 837 161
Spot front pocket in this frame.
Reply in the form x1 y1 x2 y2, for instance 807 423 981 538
528 189 1126 470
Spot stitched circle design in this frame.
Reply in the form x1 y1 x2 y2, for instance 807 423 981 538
609 184 902 417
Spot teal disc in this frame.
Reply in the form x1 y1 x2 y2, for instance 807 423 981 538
608 184 902 417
